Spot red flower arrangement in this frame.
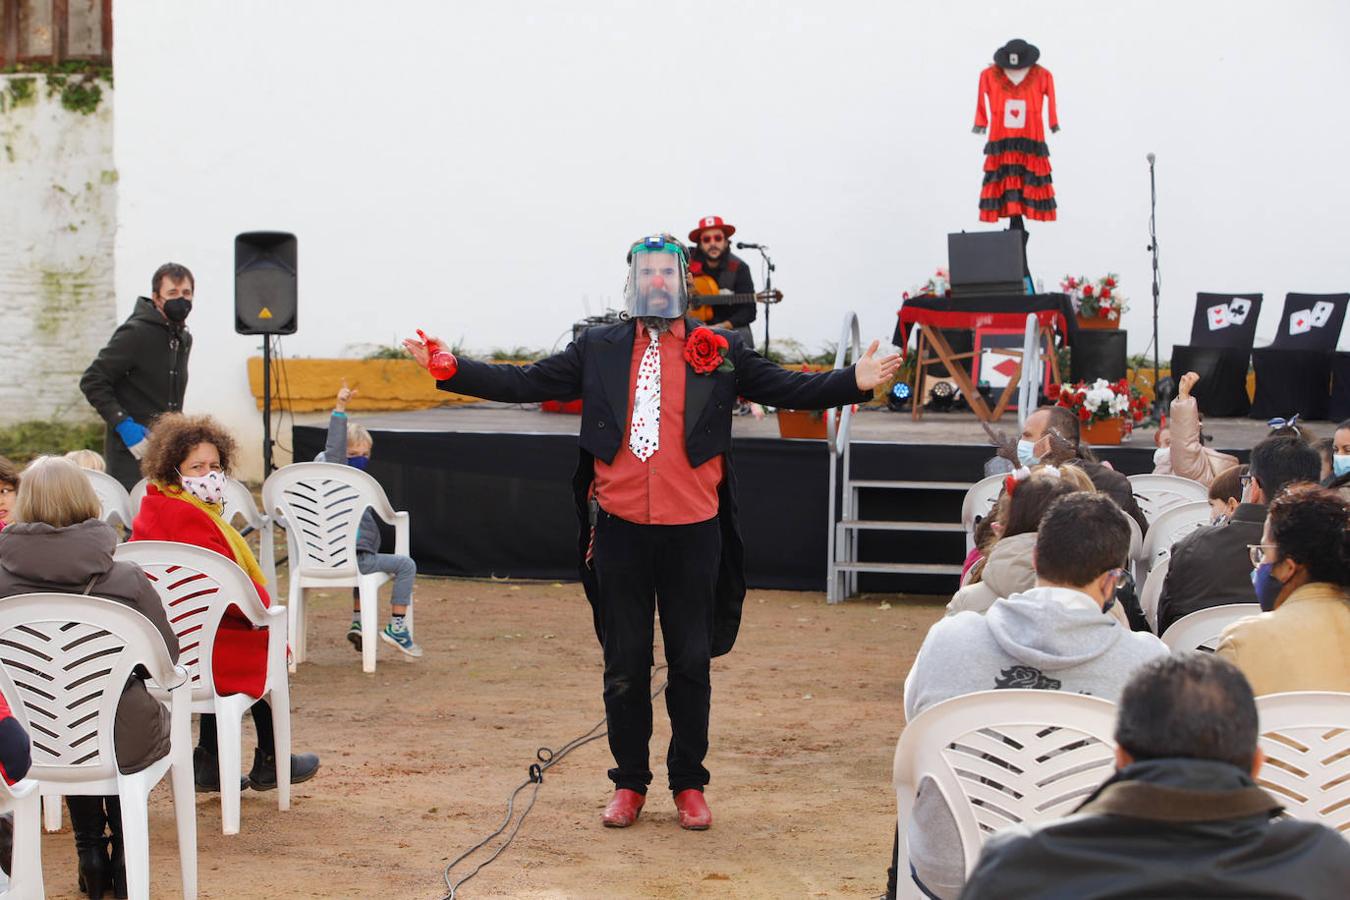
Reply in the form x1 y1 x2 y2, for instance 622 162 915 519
1048 378 1148 433
1060 273 1128 321
685 326 731 375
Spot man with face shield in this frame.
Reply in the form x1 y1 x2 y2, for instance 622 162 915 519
80 262 196 489
406 234 900 832
625 234 689 323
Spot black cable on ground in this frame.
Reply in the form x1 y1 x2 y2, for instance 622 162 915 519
439 667 670 900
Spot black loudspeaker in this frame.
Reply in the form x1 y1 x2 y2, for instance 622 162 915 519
1071 330 1127 383
948 230 1025 298
235 232 298 335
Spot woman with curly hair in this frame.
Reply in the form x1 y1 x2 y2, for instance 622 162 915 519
1217 483 1350 694
130 413 319 792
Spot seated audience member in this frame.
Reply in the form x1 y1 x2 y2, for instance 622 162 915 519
64 449 107 473
0 457 16 531
1314 437 1335 484
314 384 421 657
1019 405 1147 532
1216 484 1350 694
959 511 999 585
962 653 1350 899
0 457 178 898
1156 434 1320 634
949 468 1110 618
130 413 320 792
1329 418 1350 485
897 493 1167 899
1207 464 1245 525
1151 371 1239 485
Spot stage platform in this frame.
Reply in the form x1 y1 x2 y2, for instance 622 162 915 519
290 404 1284 597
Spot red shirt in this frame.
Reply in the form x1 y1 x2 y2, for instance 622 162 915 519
593 319 724 524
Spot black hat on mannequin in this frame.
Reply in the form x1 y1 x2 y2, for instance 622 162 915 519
993 39 1040 69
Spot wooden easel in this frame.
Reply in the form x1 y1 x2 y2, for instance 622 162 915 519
910 324 1062 422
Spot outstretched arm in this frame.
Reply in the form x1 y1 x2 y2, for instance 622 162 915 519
404 332 584 404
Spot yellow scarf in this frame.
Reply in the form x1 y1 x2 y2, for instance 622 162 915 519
157 482 266 586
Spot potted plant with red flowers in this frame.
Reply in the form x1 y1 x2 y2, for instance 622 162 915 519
1047 378 1147 445
1060 273 1128 330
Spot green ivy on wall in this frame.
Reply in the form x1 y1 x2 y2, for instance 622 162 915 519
1 62 112 115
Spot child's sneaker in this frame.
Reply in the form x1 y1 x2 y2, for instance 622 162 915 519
346 619 362 652
380 621 423 659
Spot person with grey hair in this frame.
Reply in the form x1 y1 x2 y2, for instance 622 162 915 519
961 653 1350 898
315 383 422 658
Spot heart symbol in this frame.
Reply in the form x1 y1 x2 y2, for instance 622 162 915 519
1010 108 1021 118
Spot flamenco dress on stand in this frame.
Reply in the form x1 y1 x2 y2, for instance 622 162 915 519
975 64 1058 223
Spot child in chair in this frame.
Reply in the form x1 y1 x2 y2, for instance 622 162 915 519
316 383 422 658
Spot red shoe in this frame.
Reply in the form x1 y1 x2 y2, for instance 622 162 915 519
673 789 711 830
602 789 645 828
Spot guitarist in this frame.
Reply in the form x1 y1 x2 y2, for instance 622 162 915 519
687 215 757 347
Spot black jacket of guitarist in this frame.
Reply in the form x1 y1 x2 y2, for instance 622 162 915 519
689 247 757 328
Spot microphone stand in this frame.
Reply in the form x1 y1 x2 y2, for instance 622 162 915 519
748 245 776 355
1146 156 1162 420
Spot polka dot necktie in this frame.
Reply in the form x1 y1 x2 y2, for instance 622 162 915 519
629 331 661 461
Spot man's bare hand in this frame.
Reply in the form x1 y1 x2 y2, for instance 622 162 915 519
401 334 436 368
855 340 902 391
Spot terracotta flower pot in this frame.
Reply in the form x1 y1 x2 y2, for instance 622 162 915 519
1081 416 1124 445
1076 314 1119 331
776 409 832 439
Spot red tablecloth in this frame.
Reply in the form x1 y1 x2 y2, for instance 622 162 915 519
894 294 1075 355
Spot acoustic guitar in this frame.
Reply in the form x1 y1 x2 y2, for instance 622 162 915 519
689 271 784 323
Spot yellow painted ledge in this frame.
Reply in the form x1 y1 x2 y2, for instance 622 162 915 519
246 357 486 412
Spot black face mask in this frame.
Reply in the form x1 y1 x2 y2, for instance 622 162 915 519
163 297 192 323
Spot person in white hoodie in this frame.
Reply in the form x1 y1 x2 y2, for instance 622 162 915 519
890 492 1168 900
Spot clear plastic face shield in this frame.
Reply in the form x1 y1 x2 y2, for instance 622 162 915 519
624 236 689 320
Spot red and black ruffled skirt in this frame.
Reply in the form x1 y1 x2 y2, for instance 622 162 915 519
979 137 1056 222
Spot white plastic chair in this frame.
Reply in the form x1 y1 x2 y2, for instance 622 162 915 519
220 479 279 601
1139 500 1212 573
128 478 276 600
1127 474 1209 527
262 462 411 674
1254 691 1350 835
0 776 44 899
1138 556 1170 635
0 593 197 900
893 690 1118 894
129 478 148 518
1160 603 1258 652
82 469 135 537
115 542 291 835
960 474 1007 554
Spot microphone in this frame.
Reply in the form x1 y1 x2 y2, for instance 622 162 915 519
1146 152 1156 165
735 241 765 250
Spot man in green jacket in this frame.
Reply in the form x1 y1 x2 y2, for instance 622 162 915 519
80 263 195 488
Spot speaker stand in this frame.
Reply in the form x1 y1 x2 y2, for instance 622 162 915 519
262 336 275 477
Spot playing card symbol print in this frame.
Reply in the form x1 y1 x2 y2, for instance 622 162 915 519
629 332 661 461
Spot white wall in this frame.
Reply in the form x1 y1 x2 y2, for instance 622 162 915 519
0 74 115 426
113 0 1350 477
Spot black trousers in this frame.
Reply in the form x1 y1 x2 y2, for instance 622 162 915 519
103 428 140 492
198 700 275 754
593 510 720 795
67 795 121 839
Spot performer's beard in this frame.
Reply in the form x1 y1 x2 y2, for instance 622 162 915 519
639 315 674 334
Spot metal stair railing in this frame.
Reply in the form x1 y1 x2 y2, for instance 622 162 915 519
826 312 862 603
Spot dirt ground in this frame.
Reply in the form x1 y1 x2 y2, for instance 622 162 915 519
35 577 944 899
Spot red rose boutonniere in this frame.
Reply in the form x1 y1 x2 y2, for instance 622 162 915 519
685 326 732 375
688 260 704 276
